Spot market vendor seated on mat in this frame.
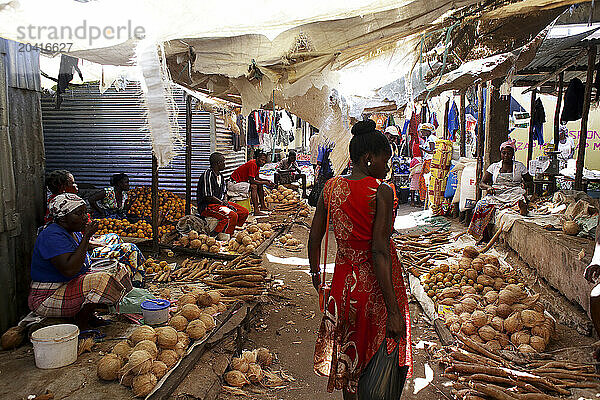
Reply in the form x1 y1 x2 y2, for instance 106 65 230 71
467 139 533 243
228 149 273 216
28 194 133 329
88 173 132 219
274 150 307 198
197 152 249 241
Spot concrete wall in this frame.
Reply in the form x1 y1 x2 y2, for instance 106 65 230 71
503 220 596 317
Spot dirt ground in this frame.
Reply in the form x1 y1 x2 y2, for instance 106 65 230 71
1 204 599 399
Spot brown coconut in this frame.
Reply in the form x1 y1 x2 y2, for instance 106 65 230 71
521 310 545 328
461 298 478 314
490 317 504 332
479 325 498 342
197 292 213 307
463 246 480 259
156 326 178 349
97 353 124 381
177 331 190 347
483 291 499 305
180 304 202 321
562 220 580 235
158 349 179 369
232 357 250 373
132 373 157 398
177 294 197 308
518 344 536 354
529 336 546 352
531 325 551 345
247 363 264 383
169 315 188 332
485 340 502 353
186 319 207 340
256 348 273 367
471 258 485 272
225 370 249 387
511 331 531 346
152 361 168 379
130 325 156 344
485 304 498 316
477 275 494 287
498 289 519 306
465 269 478 282
1 326 25 350
242 350 258 364
174 341 187 357
497 333 510 348
216 302 227 313
504 312 523 334
125 350 153 374
119 370 135 387
198 313 216 330
459 257 473 269
449 323 461 333
461 321 477 336
471 311 488 328
133 340 158 359
493 278 505 291
496 303 513 319
112 340 133 360
461 285 477 295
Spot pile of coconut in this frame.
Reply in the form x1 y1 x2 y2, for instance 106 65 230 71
224 348 286 388
265 186 299 205
226 223 274 254
174 230 221 253
97 290 225 397
430 247 556 354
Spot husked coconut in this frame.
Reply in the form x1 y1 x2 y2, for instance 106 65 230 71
471 311 488 328
529 336 546 352
504 312 523 334
129 325 156 344
152 361 168 379
156 326 178 349
132 373 157 398
133 340 158 358
97 353 124 381
169 315 188 332
511 331 531 346
478 325 498 342
186 320 206 340
224 370 249 387
180 304 202 321
232 357 249 373
158 349 179 369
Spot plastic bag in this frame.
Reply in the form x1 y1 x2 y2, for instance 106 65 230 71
358 340 409 400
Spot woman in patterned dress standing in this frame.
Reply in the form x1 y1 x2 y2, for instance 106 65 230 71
309 120 412 399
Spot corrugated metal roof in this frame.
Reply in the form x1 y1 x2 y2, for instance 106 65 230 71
0 38 41 91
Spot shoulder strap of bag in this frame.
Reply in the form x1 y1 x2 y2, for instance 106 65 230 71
321 177 340 287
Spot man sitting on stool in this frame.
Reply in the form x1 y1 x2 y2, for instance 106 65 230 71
197 152 249 240
274 150 307 198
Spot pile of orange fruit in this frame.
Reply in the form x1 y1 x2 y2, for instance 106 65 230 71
127 187 186 222
95 218 175 239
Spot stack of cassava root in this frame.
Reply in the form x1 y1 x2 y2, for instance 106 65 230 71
394 230 453 276
197 254 268 302
442 334 600 399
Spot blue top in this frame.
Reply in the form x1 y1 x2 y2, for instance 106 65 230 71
30 223 90 282
141 299 171 311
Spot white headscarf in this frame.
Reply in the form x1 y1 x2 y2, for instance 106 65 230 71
49 193 86 219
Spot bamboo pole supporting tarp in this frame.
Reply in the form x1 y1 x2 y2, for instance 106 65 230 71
152 154 159 253
460 90 466 157
527 89 536 164
553 72 564 152
575 45 596 191
185 93 192 215
476 83 485 201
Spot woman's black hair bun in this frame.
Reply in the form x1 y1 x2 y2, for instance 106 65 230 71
351 119 376 136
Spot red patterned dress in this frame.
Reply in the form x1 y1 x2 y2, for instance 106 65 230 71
314 176 412 393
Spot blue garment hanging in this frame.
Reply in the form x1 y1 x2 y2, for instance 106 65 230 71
447 101 459 141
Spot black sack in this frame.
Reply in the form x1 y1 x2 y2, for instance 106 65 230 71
358 341 408 400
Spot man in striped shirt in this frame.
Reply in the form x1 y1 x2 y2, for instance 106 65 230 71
197 152 249 240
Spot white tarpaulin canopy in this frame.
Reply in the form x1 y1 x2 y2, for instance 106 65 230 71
0 0 583 169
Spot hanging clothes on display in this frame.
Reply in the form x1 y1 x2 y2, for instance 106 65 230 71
561 78 585 122
532 97 545 145
236 113 246 148
409 108 422 158
447 101 459 141
247 112 259 146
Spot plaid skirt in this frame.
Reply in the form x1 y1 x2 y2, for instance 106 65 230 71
28 264 132 318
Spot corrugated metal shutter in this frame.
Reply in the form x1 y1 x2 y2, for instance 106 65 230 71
214 113 247 178
0 38 41 91
42 82 246 202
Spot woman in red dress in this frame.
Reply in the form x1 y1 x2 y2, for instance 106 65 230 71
309 120 412 398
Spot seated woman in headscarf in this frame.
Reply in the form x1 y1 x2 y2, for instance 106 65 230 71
89 173 132 219
44 170 79 224
468 139 533 242
29 194 133 329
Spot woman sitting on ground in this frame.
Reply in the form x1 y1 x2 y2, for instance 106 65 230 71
467 139 533 242
309 119 411 398
89 173 132 219
44 170 79 224
29 194 133 329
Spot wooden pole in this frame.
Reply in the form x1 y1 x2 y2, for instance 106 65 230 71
185 94 192 215
575 45 596 191
152 154 159 253
554 72 564 152
443 97 450 140
527 88 536 164
460 90 466 157
476 83 485 201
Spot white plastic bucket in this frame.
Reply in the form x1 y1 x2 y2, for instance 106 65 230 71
31 324 79 369
141 299 171 325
